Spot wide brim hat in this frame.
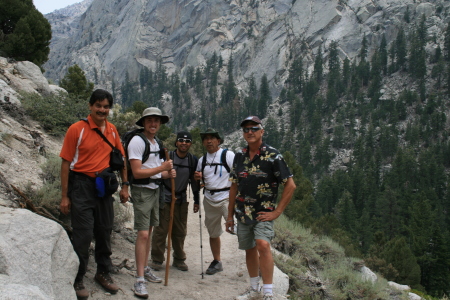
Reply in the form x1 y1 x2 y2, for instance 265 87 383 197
240 115 262 127
136 107 170 127
200 128 223 144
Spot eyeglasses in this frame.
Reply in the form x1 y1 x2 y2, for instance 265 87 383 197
177 138 192 143
242 127 261 133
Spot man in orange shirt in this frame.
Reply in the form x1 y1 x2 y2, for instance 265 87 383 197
60 89 129 300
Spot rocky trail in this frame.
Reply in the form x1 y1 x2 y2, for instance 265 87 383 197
80 195 288 300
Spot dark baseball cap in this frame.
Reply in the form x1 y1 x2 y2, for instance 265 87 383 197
176 131 192 140
240 116 262 127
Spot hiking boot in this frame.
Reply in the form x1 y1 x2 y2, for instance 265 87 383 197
205 260 223 275
173 260 189 271
262 293 274 300
95 272 119 294
133 281 148 299
144 266 162 283
149 260 162 271
235 287 260 300
73 280 89 300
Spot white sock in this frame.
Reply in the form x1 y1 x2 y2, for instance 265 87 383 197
250 276 260 290
263 284 273 295
136 276 145 282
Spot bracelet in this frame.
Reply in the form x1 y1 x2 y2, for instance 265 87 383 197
226 219 234 223
121 181 130 186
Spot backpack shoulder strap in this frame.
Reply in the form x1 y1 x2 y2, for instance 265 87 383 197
187 153 197 177
201 152 207 173
156 137 166 160
220 149 231 173
134 131 151 163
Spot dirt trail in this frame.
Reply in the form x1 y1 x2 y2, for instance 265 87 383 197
81 195 251 300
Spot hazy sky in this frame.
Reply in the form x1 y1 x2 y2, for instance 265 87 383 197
34 0 81 14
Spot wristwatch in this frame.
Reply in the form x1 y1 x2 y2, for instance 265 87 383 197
122 181 130 187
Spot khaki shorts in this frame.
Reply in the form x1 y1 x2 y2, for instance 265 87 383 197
131 186 160 231
203 197 229 238
237 220 274 250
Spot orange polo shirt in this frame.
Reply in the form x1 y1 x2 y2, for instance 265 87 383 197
60 115 125 177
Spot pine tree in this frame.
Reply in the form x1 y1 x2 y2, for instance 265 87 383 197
342 57 350 90
287 57 303 93
313 44 323 83
358 35 370 86
372 187 400 239
381 236 421 288
379 35 388 75
0 0 52 66
335 190 357 237
223 53 237 104
59 64 94 100
368 50 382 101
263 116 280 148
431 56 445 89
396 27 407 70
194 67 203 95
244 75 258 115
258 74 271 118
420 225 450 296
444 21 450 61
328 41 340 80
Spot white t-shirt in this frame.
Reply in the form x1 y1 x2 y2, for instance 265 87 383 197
196 148 234 202
127 135 162 189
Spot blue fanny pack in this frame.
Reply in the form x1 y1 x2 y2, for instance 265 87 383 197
95 167 118 198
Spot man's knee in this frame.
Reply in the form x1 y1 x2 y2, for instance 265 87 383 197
256 239 271 254
137 230 150 241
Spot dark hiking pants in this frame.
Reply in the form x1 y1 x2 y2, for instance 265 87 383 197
69 172 114 282
151 202 189 263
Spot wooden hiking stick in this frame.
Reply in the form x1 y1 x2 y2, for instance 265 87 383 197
164 148 176 286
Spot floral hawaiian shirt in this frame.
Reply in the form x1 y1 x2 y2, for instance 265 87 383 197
229 142 293 224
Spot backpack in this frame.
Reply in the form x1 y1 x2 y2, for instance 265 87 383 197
122 128 165 184
201 149 231 179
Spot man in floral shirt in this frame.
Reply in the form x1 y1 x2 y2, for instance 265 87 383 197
228 116 296 300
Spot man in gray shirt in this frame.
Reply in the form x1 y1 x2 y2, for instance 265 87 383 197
150 131 200 271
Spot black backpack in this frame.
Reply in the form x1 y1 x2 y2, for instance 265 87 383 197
122 128 165 184
201 149 231 179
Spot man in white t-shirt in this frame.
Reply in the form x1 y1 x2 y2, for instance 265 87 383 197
128 107 175 299
194 128 235 275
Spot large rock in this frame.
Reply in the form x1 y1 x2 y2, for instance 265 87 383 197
14 61 51 94
388 281 410 291
0 207 78 300
360 266 377 283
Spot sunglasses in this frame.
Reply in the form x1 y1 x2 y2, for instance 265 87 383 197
242 127 261 133
177 138 192 143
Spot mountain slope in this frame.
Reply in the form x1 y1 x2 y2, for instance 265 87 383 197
43 0 437 98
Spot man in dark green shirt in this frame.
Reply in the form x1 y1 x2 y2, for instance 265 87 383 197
151 131 200 272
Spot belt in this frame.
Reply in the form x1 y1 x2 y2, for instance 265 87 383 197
204 187 230 195
71 171 95 182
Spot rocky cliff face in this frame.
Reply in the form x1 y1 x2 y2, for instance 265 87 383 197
44 0 445 99
0 57 62 207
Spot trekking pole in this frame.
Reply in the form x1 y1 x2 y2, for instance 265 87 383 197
199 192 205 279
164 148 176 286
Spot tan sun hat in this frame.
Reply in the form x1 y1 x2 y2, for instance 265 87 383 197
135 107 170 127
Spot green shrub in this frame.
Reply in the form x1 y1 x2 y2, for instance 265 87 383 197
21 92 88 136
273 215 396 299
